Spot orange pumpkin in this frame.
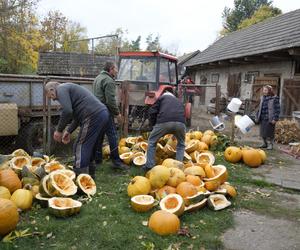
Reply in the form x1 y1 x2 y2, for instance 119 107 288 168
186 175 202 186
242 147 262 167
224 146 242 163
176 182 198 198
0 169 22 193
0 198 19 236
148 210 180 236
156 185 176 200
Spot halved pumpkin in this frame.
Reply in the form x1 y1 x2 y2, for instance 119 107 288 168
10 156 31 173
126 137 137 148
185 140 200 153
155 185 176 200
48 172 77 197
11 149 29 157
163 144 176 157
207 194 231 211
39 175 52 197
220 182 237 198
31 157 46 168
196 152 215 167
203 165 228 191
76 174 96 196
54 169 76 180
184 191 211 206
160 193 185 216
131 195 154 212
139 142 148 152
184 198 207 213
35 193 50 207
44 162 65 174
133 155 146 167
48 197 82 217
120 152 134 165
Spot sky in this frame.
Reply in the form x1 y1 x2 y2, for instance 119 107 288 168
37 0 300 55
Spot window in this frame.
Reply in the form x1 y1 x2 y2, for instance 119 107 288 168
244 71 259 83
118 58 156 82
159 58 177 84
211 73 219 83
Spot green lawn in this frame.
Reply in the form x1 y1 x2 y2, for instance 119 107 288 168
1 150 298 250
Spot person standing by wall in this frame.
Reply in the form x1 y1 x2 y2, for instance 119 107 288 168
256 85 280 150
143 88 186 171
45 82 109 179
93 62 128 170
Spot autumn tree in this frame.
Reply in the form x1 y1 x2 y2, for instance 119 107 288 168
0 0 43 73
40 10 67 51
221 0 278 34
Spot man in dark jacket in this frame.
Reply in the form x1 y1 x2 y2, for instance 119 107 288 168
143 89 186 171
93 62 128 170
45 81 109 179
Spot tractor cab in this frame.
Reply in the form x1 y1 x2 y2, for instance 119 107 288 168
116 51 179 130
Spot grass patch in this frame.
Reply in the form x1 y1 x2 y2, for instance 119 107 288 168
0 162 234 250
1 149 299 249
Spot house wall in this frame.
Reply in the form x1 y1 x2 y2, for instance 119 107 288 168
190 60 294 109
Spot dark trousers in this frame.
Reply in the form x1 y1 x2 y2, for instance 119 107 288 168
95 114 122 164
145 121 186 169
74 109 109 176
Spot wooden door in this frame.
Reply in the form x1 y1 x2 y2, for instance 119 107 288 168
282 79 300 116
227 73 241 97
251 77 279 112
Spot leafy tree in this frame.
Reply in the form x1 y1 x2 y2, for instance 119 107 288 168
130 35 141 51
40 10 68 51
238 5 282 29
0 0 43 73
94 28 142 55
221 0 274 34
62 21 88 53
145 34 162 51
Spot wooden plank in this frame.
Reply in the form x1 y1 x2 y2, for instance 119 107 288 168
283 88 300 109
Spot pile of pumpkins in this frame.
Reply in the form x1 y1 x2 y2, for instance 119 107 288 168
224 146 267 167
125 130 238 236
106 130 219 168
0 149 97 237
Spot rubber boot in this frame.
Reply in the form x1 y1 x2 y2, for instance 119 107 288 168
266 140 273 150
259 138 268 148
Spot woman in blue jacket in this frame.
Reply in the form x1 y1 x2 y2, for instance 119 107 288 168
256 85 280 150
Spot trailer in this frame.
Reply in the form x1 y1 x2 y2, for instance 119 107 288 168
0 74 94 154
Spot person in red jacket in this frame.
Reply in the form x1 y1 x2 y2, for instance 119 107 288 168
142 89 186 171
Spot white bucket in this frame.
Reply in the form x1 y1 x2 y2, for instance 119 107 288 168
235 115 255 134
227 98 242 113
209 116 225 131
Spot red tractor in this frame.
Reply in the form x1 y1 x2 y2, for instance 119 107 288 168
116 51 193 131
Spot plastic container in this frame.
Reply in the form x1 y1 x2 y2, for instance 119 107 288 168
227 98 242 113
209 116 225 131
235 115 255 134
